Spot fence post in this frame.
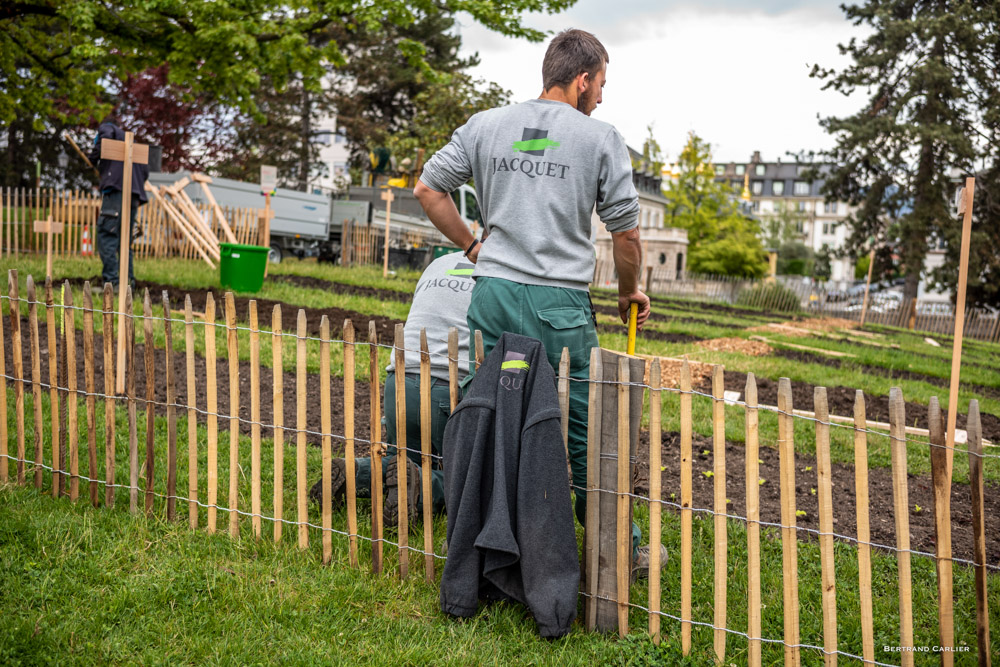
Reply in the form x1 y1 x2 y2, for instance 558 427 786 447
0 275 7 484
592 349 645 633
584 347 602 631
559 347 570 460
966 400 991 666
185 295 198 529
249 301 261 539
419 329 434 582
745 374 761 667
163 292 177 521
679 358 693 655
45 278 61 496
27 276 44 489
928 397 954 665
814 387 838 665
777 377 800 666
447 327 458 412
225 292 240 538
271 305 283 542
320 315 332 565
103 283 115 506
712 365 727 663
126 287 138 513
344 319 358 567
368 320 384 574
889 387 914 666
8 271 24 486
143 289 156 515
394 323 410 579
205 293 218 533
296 309 308 550
853 392 875 664
83 285 98 506
647 359 662 644
64 283 78 501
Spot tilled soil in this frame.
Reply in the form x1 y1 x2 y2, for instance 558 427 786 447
634 430 1000 567
274 274 411 304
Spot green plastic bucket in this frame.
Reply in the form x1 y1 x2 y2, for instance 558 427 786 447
219 243 269 293
432 244 460 260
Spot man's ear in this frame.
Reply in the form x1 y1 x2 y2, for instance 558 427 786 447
577 71 591 93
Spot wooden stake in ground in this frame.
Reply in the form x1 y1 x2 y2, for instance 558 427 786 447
368 320 384 573
101 132 149 394
679 358 693 655
647 359 662 644
33 215 64 280
103 284 115 506
853 391 875 665
249 301 261 539
143 289 156 515
945 179 976 489
7 271 25 486
320 316 333 565
205 293 218 533
126 287 138 513
859 247 876 327
64 284 78 500
889 387 914 666
394 322 410 578
583 347 603 632
163 292 177 521
474 330 484 372
559 347 570 462
419 329 434 582
447 327 458 412
272 305 284 542
296 309 308 550
966 400 991 667
225 292 240 538
27 276 44 489
381 188 394 279
615 356 630 637
83 285 98 506
185 296 198 528
712 365 727 663
344 320 358 566
44 278 61 496
745 374 762 667
928 397 954 665
777 377 800 666
814 387 838 666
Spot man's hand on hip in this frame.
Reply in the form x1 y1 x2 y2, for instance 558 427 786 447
618 290 651 329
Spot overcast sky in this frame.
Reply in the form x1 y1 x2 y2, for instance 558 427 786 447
456 0 870 164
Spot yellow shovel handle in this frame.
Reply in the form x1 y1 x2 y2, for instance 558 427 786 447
626 302 638 356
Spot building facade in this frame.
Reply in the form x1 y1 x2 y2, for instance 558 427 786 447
713 151 856 288
593 146 688 282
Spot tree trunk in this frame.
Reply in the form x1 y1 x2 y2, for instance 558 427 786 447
297 83 311 193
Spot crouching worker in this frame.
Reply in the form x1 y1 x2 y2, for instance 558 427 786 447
309 249 475 525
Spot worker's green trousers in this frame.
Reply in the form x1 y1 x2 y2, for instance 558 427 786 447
467 277 640 552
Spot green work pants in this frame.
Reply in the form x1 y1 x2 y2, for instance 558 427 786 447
467 277 641 552
355 371 450 513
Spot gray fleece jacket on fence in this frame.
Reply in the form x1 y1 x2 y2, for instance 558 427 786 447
440 332 579 638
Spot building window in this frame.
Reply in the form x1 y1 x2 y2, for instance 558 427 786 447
731 180 742 190
751 181 763 195
822 222 834 235
659 252 667 265
772 181 785 196
793 181 809 196
676 252 684 274
755 164 765 176
823 201 838 214
797 201 807 212
751 200 760 212
715 165 725 176
735 165 745 175
795 221 804 234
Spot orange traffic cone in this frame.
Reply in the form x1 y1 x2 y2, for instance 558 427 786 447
82 224 93 255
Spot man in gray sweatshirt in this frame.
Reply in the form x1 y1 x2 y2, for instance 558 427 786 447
415 29 661 577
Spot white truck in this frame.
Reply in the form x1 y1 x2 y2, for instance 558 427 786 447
147 171 480 265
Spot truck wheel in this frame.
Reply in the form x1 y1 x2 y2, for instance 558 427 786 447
268 243 282 264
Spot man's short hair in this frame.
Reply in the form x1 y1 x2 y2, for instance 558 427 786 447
542 29 609 91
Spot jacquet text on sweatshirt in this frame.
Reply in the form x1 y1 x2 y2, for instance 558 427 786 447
419 98 639 292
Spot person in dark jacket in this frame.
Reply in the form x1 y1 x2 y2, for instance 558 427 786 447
88 114 149 288
440 332 579 639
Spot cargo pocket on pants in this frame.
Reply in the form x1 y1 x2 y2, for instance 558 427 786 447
536 307 591 364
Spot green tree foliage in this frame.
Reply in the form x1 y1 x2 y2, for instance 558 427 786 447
763 201 804 249
386 72 511 163
814 244 833 282
663 133 767 278
777 241 813 277
811 1 1000 305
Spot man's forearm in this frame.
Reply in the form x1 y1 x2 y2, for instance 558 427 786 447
611 227 642 294
414 182 475 250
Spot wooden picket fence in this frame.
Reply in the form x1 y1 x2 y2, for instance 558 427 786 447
0 186 264 263
0 270 994 665
340 219 438 268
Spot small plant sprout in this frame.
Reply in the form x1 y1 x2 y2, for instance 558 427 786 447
810 487 816 495
758 459 763 464
805 465 813 472
660 466 666 472
758 478 766 485
914 504 922 513
703 471 714 478
726 498 731 505
796 510 807 518
670 492 676 500
701 449 710 456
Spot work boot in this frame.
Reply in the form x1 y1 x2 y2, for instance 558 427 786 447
308 457 348 508
383 455 420 528
631 544 668 583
